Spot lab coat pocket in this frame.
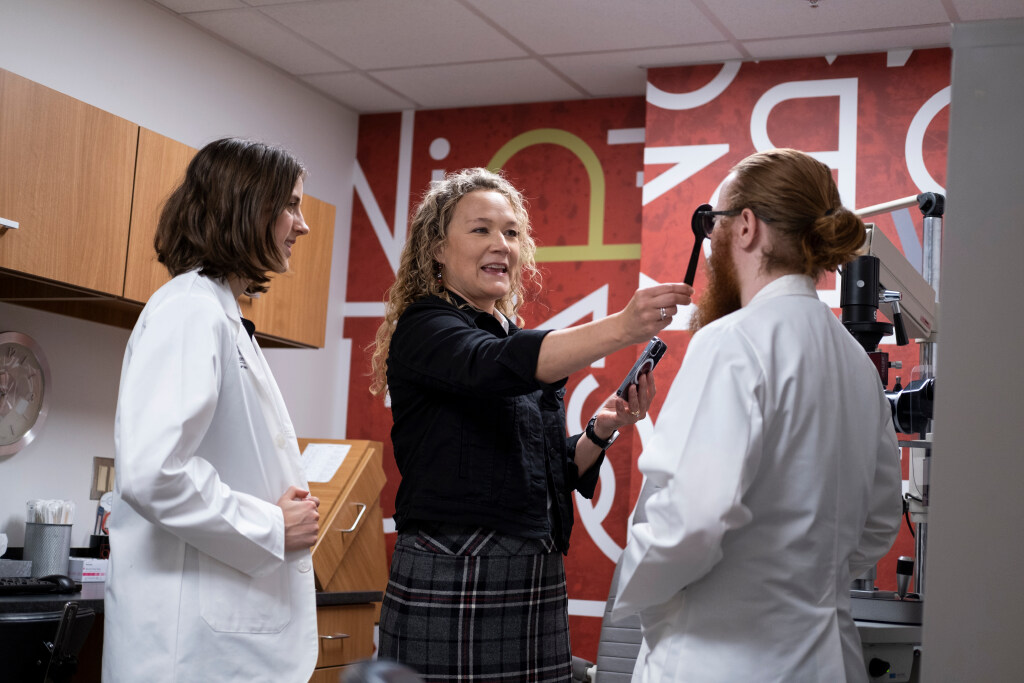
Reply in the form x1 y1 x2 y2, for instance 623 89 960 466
198 552 292 633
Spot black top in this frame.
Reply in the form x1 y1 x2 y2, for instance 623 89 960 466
386 292 604 553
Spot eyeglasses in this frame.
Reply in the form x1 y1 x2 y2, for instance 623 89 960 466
694 203 747 238
692 204 741 238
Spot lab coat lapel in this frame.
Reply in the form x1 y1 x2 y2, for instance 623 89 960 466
211 278 303 481
208 279 277 419
238 327 290 434
237 327 272 398
237 328 305 484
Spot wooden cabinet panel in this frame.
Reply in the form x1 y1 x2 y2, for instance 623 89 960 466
316 465 385 587
321 501 387 596
239 193 336 347
123 128 194 303
309 665 346 683
301 439 389 595
315 603 376 668
0 69 138 294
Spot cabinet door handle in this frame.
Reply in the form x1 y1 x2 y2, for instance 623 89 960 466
338 502 367 533
320 633 350 640
0 216 19 229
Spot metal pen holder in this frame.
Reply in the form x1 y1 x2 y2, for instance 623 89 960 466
24 522 72 577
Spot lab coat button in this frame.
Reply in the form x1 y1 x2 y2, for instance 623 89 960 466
298 560 312 573
274 433 286 448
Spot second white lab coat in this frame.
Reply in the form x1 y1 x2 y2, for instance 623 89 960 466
103 272 318 682
613 275 902 683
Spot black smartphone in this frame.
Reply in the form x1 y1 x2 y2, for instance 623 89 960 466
615 337 668 398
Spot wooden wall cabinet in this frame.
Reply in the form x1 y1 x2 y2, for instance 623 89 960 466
122 127 193 304
239 193 336 348
0 69 137 295
126 127 336 347
1 69 337 348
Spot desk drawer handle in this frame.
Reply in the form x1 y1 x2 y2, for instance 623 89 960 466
320 633 350 640
338 503 367 533
0 216 19 229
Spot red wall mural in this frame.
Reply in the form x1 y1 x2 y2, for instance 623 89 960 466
342 48 950 662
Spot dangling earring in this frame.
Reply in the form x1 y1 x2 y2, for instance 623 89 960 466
435 262 443 282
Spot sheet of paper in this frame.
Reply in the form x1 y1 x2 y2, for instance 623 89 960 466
301 443 351 483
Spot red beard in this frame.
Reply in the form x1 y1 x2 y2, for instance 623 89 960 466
689 228 743 334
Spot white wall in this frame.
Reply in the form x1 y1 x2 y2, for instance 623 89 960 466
920 18 1024 682
0 0 359 546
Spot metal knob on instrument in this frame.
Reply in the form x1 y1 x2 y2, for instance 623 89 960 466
896 556 914 599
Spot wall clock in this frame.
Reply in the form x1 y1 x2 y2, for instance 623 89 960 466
0 331 51 456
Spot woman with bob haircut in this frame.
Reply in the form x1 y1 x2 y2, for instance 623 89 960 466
370 167 692 681
104 137 322 682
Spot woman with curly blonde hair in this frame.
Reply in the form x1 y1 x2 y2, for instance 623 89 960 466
369 167 538 394
371 167 692 681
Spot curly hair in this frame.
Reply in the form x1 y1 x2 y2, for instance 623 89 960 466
155 137 306 295
723 148 866 279
369 168 539 397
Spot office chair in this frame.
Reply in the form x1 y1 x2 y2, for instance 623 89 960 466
571 480 658 682
0 601 96 683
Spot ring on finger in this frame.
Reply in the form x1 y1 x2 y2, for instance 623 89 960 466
631 410 640 418
659 307 667 321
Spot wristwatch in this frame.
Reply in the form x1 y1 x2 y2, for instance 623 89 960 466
586 416 619 450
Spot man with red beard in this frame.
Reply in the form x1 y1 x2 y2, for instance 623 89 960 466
612 148 902 683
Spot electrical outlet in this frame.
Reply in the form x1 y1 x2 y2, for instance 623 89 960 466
90 457 115 500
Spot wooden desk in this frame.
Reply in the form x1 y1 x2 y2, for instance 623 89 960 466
300 438 389 679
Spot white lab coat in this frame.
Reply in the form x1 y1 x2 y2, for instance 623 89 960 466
103 272 318 682
613 275 902 683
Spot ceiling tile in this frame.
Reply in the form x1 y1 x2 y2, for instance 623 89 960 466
301 71 417 113
709 0 951 40
950 0 1024 22
549 44 744 97
744 25 954 61
372 59 585 110
261 0 527 69
187 8 351 74
467 0 724 54
242 0 318 5
153 0 244 11
149 0 1024 112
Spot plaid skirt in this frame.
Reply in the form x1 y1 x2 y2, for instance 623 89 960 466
378 523 572 682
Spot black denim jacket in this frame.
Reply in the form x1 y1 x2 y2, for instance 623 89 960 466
386 292 604 553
